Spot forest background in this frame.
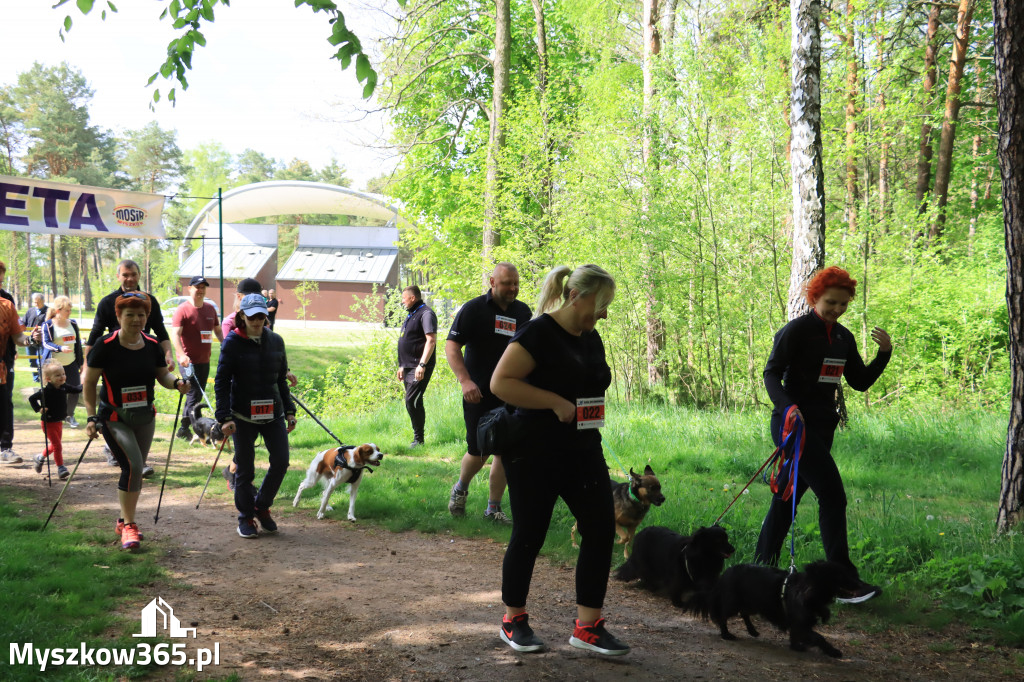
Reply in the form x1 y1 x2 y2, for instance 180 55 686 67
0 0 1009 413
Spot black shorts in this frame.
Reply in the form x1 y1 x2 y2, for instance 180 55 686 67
464 393 503 457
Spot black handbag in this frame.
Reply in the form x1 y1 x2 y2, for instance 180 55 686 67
477 403 521 457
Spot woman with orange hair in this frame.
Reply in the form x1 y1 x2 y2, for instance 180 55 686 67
753 266 892 603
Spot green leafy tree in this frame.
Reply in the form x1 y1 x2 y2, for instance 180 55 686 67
55 0 405 101
235 148 279 185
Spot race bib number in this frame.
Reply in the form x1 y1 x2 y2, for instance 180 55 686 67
250 399 274 421
121 386 147 410
494 315 516 337
576 397 605 430
818 358 846 384
62 334 75 344
200 330 213 344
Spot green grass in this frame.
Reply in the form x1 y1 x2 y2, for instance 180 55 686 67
0 493 164 681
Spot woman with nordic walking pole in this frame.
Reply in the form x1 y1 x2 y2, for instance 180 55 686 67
753 266 892 603
215 293 297 539
83 293 190 551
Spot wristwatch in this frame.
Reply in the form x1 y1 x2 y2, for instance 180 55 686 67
418 362 426 368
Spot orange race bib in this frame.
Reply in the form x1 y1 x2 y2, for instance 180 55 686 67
121 386 148 410
494 315 516 337
818 358 846 384
250 399 274 421
576 397 605 430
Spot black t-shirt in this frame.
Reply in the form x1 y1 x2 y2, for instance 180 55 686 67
267 297 279 324
447 290 531 398
86 287 169 347
398 302 438 368
511 313 611 449
86 331 165 412
763 311 891 430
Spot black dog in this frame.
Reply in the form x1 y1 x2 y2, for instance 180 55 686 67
614 525 735 607
686 560 861 658
189 405 225 446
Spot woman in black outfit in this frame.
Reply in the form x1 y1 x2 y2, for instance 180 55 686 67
83 293 190 551
491 264 628 657
753 265 892 603
215 294 296 539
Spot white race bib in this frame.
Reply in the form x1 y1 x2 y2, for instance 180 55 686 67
576 397 605 430
250 399 274 421
200 330 213 344
818 358 846 384
495 315 516 337
121 386 148 410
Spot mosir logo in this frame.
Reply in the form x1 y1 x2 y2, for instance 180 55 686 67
114 204 148 227
134 597 196 638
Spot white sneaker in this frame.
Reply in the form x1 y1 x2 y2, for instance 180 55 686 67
1 449 23 464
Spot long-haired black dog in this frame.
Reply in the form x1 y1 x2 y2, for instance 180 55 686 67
613 525 735 607
685 560 861 658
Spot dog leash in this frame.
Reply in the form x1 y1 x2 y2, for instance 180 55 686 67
601 437 631 482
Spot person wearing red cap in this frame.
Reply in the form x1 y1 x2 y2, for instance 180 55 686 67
171 275 223 439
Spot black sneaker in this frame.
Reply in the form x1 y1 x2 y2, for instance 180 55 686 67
569 618 630 656
57 465 70 480
836 580 882 604
255 508 278 533
484 509 512 525
448 485 468 517
500 613 545 653
237 518 259 539
176 426 192 441
409 439 423 448
141 465 155 478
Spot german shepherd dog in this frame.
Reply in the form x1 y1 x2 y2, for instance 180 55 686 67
614 525 735 607
572 465 666 558
685 560 861 658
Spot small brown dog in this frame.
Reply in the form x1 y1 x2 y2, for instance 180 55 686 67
571 465 666 558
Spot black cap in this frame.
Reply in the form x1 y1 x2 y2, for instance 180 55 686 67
237 277 262 295
189 275 209 286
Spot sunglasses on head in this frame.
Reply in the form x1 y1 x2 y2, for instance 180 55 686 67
121 292 147 300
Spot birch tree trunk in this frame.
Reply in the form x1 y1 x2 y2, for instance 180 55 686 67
787 0 826 319
875 11 889 223
994 0 1024 533
915 4 942 212
482 0 510 284
929 0 976 240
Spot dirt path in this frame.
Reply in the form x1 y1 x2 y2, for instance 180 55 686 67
3 416 1019 681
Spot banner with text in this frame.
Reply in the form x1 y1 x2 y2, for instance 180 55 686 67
0 175 166 239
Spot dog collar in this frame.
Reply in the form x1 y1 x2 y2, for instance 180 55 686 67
630 483 643 503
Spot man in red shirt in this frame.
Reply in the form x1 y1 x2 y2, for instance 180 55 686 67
0 268 37 464
171 276 223 439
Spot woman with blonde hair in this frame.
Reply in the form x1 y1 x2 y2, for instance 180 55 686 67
490 264 628 656
40 296 84 428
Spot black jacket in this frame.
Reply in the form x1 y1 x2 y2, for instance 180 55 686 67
214 327 294 424
30 383 83 422
763 311 891 430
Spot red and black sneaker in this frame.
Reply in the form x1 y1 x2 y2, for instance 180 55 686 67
116 518 144 541
499 613 545 653
568 618 630 656
120 522 142 550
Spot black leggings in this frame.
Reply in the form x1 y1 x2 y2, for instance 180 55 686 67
753 415 856 575
501 445 615 609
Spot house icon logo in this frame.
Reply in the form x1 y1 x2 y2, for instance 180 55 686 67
133 597 197 638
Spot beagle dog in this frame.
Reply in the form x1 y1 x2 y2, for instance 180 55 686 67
292 444 385 521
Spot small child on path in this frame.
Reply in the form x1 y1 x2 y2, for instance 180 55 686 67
29 360 82 480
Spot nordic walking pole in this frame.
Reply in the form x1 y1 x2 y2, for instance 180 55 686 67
291 395 344 447
36 348 52 487
154 389 185 525
41 437 93 531
195 437 230 510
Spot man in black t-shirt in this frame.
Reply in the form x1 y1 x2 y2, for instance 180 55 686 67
396 285 437 447
266 288 279 329
445 263 531 522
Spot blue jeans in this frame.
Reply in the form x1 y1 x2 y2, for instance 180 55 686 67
232 418 289 521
